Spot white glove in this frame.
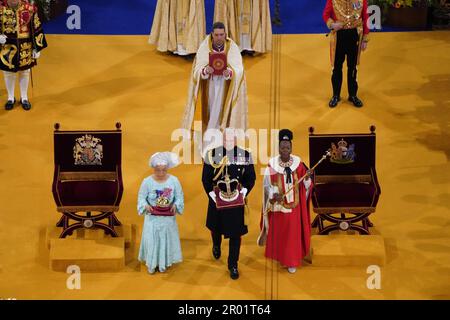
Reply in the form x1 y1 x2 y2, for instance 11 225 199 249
32 50 40 59
208 191 217 204
240 187 248 198
0 34 7 45
268 186 279 200
303 178 312 190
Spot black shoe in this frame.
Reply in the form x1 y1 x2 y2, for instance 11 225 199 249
212 245 221 260
229 267 239 280
20 99 32 111
243 50 255 56
5 98 15 110
182 53 195 61
348 96 363 108
328 95 340 108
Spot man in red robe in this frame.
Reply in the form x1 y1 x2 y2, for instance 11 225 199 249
258 129 313 273
323 0 369 108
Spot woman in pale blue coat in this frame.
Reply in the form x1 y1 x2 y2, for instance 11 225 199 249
138 152 184 274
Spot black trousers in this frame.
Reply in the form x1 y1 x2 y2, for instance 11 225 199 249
332 28 360 97
211 232 241 269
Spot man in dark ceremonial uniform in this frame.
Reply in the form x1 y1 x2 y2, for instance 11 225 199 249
202 128 256 280
0 0 47 110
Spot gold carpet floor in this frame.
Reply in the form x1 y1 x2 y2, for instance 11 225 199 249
0 31 449 300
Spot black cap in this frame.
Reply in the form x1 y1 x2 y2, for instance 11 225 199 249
279 129 293 142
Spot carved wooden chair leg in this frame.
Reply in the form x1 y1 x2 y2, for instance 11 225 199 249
95 222 118 237
60 222 83 238
56 215 68 228
362 218 370 234
319 215 324 232
312 215 319 228
108 213 122 227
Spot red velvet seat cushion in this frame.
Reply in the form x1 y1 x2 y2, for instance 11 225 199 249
57 181 119 206
313 183 376 208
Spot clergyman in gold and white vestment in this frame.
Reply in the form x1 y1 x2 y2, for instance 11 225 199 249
181 22 248 136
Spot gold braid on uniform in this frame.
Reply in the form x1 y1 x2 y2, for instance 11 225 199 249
208 150 229 181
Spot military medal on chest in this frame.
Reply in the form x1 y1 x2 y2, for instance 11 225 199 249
352 0 362 10
333 0 362 26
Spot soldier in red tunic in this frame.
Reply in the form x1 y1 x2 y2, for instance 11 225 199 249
323 0 369 108
0 0 47 110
